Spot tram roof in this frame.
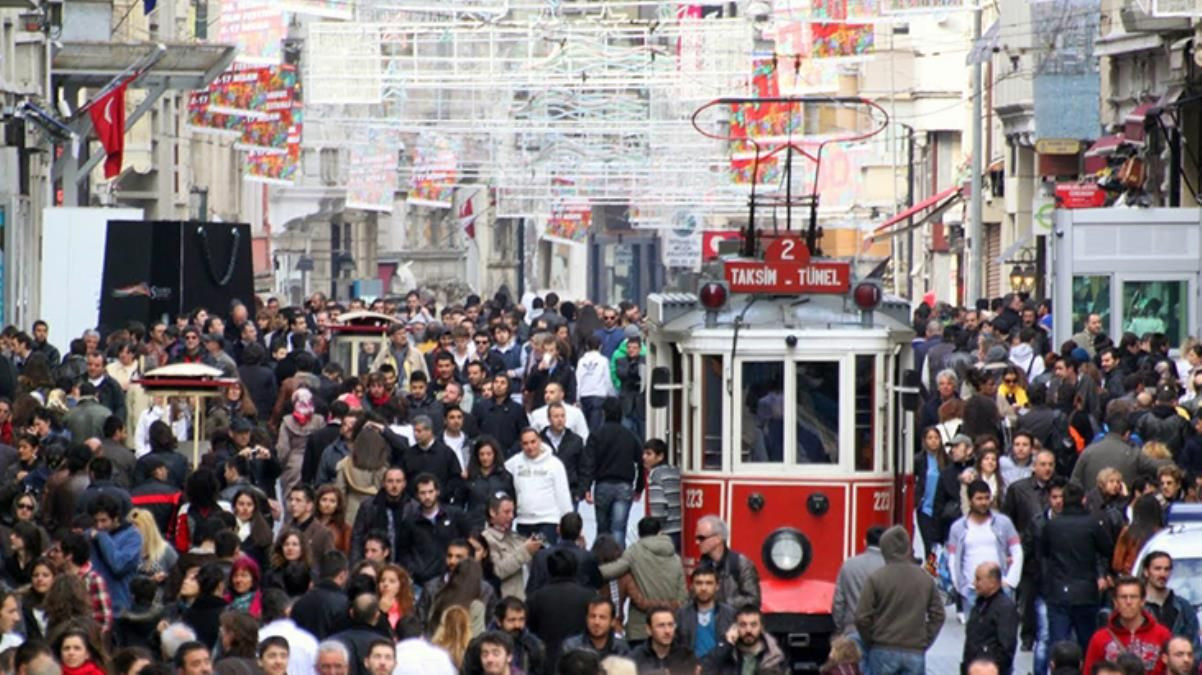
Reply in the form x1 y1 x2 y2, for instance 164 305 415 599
648 291 915 338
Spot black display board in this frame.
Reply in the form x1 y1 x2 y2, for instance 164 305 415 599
98 221 254 335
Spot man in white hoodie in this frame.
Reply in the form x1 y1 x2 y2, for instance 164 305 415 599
505 428 573 544
575 335 616 433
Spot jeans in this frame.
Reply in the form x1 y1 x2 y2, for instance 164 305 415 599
580 396 606 433
1033 596 1050 675
593 480 633 548
1047 602 1099 653
866 647 924 675
516 523 559 545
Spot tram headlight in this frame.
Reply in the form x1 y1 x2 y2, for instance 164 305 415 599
761 528 812 579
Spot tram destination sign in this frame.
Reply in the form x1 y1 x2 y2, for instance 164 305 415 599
723 235 851 294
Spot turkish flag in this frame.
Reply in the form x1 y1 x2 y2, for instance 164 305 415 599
459 198 477 240
89 81 129 179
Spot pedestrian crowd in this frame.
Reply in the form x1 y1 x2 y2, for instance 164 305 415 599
834 294 1202 674
0 289 793 675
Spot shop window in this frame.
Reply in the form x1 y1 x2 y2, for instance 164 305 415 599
1072 275 1111 335
1122 280 1187 345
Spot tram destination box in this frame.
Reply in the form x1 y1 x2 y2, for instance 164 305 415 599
723 234 851 294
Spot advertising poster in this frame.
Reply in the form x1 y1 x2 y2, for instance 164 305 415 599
809 22 874 58
244 123 301 185
187 91 242 136
545 200 593 244
407 133 459 209
217 0 286 65
347 129 401 212
729 59 803 186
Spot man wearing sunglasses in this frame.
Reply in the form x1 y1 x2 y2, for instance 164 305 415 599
593 307 625 358
694 515 761 611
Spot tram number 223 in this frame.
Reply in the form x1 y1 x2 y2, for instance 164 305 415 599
685 490 704 509
872 490 892 512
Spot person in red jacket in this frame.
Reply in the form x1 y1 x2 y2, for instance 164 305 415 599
1084 576 1172 674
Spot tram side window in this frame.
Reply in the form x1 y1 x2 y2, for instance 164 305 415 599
741 361 785 463
854 355 876 472
796 361 839 464
700 355 724 470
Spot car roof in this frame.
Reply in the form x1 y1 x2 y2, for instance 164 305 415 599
1135 525 1202 570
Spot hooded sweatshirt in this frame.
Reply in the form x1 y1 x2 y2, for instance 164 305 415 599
854 526 945 653
598 533 689 640
1082 609 1171 675
505 443 573 525
1009 342 1046 379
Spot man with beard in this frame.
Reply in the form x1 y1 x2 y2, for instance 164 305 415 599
349 467 416 564
475 373 528 456
701 605 787 674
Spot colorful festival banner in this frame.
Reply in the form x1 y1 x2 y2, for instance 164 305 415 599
729 59 804 185
407 133 459 209
244 123 301 185
809 22 874 58
347 129 402 212
187 91 242 136
545 201 593 244
217 0 286 65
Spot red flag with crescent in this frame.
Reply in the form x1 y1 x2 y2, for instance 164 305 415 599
89 80 129 179
459 198 477 240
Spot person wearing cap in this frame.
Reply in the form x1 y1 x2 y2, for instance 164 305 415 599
129 453 184 535
202 333 238 379
935 434 977 540
371 323 428 393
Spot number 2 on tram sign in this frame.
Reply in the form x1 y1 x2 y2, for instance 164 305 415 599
724 235 851 294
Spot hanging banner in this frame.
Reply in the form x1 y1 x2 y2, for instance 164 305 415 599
187 91 242 136
217 0 286 65
773 0 881 21
729 59 803 186
207 66 296 119
545 201 593 244
281 0 353 19
245 123 301 185
882 0 969 13
347 129 401 212
407 134 459 209
809 22 874 58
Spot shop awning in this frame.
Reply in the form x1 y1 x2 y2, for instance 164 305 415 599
1083 133 1126 174
866 185 964 244
1125 101 1159 145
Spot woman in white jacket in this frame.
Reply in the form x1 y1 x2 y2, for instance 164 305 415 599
504 428 573 542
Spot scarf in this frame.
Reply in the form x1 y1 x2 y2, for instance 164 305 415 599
370 391 391 407
62 662 106 675
292 410 312 427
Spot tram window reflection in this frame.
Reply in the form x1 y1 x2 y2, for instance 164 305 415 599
796 361 840 464
701 355 724 470
742 361 786 463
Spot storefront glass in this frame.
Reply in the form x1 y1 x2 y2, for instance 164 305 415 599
1122 280 1187 345
1071 275 1111 335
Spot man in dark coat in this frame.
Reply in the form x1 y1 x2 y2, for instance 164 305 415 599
1040 482 1114 653
539 407 585 506
402 416 462 504
84 351 126 423
962 561 1020 675
331 592 392 675
475 374 528 456
401 474 470 585
526 549 596 670
526 512 601 595
293 550 350 640
349 467 416 563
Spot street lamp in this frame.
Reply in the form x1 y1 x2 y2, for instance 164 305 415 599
1005 249 1037 294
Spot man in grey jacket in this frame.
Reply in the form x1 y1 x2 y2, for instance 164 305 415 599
856 526 945 674
832 525 885 636
695 515 761 610
599 517 688 642
1071 412 1163 491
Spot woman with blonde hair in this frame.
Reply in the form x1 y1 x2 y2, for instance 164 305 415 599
430 605 472 669
127 509 177 583
1143 440 1173 461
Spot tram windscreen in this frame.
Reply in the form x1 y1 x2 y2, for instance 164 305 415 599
795 361 840 463
741 362 785 463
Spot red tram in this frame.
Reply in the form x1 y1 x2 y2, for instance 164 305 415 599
643 236 919 670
